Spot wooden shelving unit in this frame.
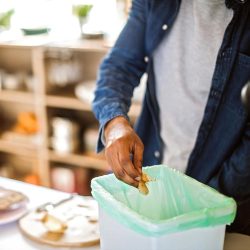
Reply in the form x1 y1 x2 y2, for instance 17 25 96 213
0 37 141 187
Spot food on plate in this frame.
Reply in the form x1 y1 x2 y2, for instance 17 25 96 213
0 188 28 211
41 213 67 234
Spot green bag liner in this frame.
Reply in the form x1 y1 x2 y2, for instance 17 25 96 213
91 165 236 237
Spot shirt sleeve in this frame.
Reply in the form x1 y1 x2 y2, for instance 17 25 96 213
92 0 148 152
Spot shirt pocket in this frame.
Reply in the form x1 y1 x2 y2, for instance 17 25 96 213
238 53 250 68
222 52 250 118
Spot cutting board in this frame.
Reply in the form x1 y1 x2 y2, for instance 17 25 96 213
18 196 99 247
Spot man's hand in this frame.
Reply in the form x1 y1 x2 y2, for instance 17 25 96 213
104 116 144 187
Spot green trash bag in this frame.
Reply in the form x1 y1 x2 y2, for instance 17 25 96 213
91 165 236 236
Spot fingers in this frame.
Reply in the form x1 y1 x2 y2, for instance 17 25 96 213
106 148 139 187
119 151 141 179
132 139 144 175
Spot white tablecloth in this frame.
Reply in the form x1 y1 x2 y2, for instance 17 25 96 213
0 177 249 250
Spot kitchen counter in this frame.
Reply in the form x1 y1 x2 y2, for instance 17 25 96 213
0 177 249 250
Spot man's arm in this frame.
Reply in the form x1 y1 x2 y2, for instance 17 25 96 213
92 0 148 186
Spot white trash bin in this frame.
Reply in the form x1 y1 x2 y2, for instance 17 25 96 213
91 165 236 250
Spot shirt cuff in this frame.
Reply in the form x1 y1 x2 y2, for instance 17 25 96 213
96 114 130 153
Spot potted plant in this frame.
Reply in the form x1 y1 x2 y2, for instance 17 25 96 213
72 4 93 36
0 9 14 31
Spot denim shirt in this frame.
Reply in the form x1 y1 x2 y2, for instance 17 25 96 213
93 0 250 233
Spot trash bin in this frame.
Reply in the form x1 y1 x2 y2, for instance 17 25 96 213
91 165 236 250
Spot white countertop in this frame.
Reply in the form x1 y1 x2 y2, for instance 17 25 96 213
0 177 249 250
0 177 100 250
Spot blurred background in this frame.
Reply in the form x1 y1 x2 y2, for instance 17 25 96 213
0 0 146 195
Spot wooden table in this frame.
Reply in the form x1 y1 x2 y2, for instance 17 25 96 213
0 177 249 250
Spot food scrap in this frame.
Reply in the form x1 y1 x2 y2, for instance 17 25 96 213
41 213 67 234
138 172 155 195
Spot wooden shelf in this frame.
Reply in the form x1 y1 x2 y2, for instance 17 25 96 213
46 95 91 111
0 36 110 51
46 95 141 118
0 139 38 158
0 90 35 104
46 39 111 52
46 94 141 118
0 35 63 49
48 150 109 171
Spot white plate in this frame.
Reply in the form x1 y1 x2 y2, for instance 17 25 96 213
0 205 28 225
